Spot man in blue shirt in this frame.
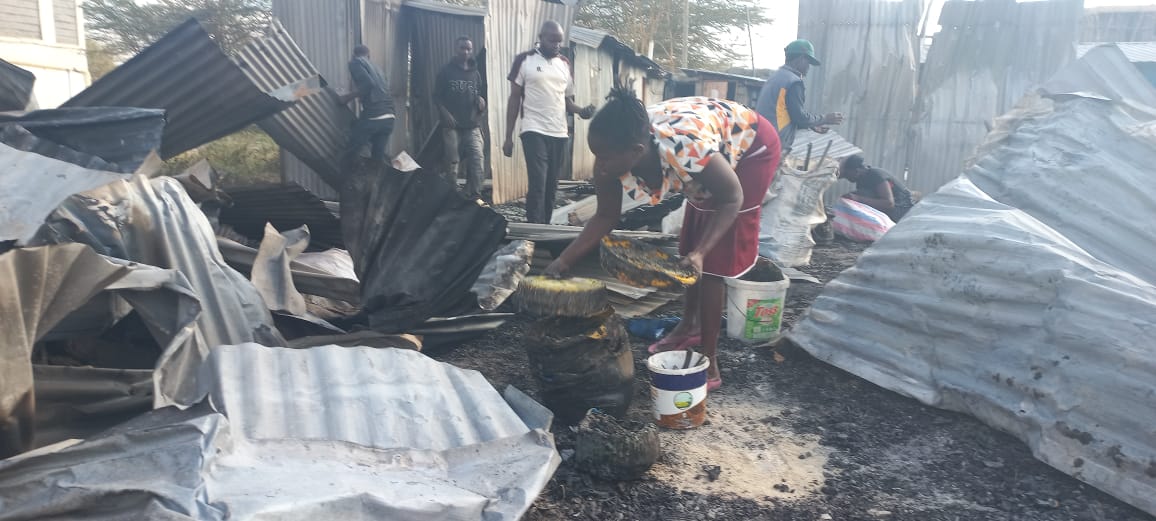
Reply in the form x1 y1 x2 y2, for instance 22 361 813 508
755 39 844 155
339 45 396 165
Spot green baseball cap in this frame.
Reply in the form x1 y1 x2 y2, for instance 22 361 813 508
785 39 821 66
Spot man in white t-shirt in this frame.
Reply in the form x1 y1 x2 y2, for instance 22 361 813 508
502 20 595 224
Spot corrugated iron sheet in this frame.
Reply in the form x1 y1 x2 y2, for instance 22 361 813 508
571 43 615 180
341 164 507 332
0 244 203 458
28 174 286 406
569 26 667 181
236 20 353 192
0 124 118 171
0 137 128 243
1081 6 1156 42
905 0 1081 197
1077 41 1156 63
791 50 1156 517
272 0 361 200
486 0 576 204
798 0 921 206
363 0 411 159
405 2 485 157
0 346 559 520
219 183 344 251
62 18 297 159
0 57 35 111
0 107 165 172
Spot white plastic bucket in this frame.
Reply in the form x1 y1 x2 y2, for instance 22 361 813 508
724 277 790 342
647 351 709 430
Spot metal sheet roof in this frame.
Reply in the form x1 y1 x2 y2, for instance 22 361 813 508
570 26 608 48
62 18 296 159
1076 42 1156 63
571 25 667 78
679 67 765 84
404 0 485 17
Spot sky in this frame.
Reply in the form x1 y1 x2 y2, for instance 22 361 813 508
731 0 1156 71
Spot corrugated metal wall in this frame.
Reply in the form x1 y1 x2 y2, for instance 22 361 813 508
906 0 1081 197
362 0 409 158
273 0 361 200
406 4 485 157
799 0 921 206
485 0 575 204
570 42 613 181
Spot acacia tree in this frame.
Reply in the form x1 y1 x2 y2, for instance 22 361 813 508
83 0 271 57
576 0 769 70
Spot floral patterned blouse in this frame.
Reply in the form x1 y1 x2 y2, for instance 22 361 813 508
621 97 760 205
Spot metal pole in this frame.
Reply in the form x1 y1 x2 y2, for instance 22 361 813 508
746 6 756 76
681 0 689 68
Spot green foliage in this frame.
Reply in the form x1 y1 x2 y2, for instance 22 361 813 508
82 0 271 56
162 127 281 188
85 40 118 81
576 0 769 71
83 1 277 185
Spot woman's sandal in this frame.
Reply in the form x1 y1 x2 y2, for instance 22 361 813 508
647 334 702 355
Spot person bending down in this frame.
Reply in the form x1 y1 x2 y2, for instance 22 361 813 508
837 154 915 222
545 88 781 391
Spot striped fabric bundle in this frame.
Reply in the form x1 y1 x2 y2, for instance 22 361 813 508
832 198 895 242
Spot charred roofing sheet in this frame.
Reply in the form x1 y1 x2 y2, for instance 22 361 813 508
0 107 165 172
219 183 344 251
62 18 295 159
0 58 35 111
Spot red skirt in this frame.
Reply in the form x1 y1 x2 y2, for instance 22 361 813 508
679 115 781 278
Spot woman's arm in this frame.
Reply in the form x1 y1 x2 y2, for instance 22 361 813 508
545 173 625 276
681 154 743 272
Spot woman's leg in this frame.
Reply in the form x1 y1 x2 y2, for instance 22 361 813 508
698 274 725 381
667 279 701 337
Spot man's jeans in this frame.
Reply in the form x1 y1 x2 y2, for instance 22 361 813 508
442 126 485 197
346 117 394 165
521 131 568 224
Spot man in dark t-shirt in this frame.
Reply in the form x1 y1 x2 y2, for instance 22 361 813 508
838 154 914 221
435 36 486 199
338 45 396 165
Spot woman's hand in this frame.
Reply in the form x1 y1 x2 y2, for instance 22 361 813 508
544 258 570 279
681 251 705 278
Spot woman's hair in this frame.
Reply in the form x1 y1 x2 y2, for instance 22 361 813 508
588 84 649 150
843 154 867 172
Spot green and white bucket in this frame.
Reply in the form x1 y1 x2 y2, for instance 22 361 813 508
724 277 790 342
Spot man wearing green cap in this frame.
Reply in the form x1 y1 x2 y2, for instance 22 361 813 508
755 39 844 155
